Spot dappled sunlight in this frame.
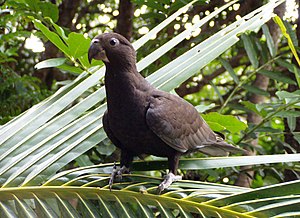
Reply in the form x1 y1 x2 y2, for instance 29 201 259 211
24 34 45 52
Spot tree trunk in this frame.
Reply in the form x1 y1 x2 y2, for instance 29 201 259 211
235 3 286 187
115 0 134 41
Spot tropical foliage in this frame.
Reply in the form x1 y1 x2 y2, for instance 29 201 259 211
1 0 300 216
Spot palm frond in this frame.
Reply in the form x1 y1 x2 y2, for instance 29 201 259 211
0 173 299 217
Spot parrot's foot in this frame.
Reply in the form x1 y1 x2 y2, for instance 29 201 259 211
109 163 130 190
157 173 182 194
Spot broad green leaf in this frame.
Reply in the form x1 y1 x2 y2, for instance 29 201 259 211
202 112 247 133
241 33 259 68
33 19 70 57
206 121 226 132
25 0 39 11
34 57 66 70
78 54 90 69
48 18 68 42
38 2 59 22
262 24 276 57
67 32 91 59
258 69 297 85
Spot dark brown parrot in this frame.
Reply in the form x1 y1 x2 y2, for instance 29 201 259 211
88 32 245 192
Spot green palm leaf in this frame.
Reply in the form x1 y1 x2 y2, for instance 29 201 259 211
0 174 299 217
0 186 252 217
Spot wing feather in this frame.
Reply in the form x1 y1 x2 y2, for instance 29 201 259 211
146 91 244 156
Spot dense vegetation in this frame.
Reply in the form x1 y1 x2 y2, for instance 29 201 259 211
1 0 300 216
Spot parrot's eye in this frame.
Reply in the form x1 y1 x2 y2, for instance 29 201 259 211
110 38 119 46
92 38 99 44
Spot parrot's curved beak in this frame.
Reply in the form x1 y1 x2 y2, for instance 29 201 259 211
88 38 109 63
